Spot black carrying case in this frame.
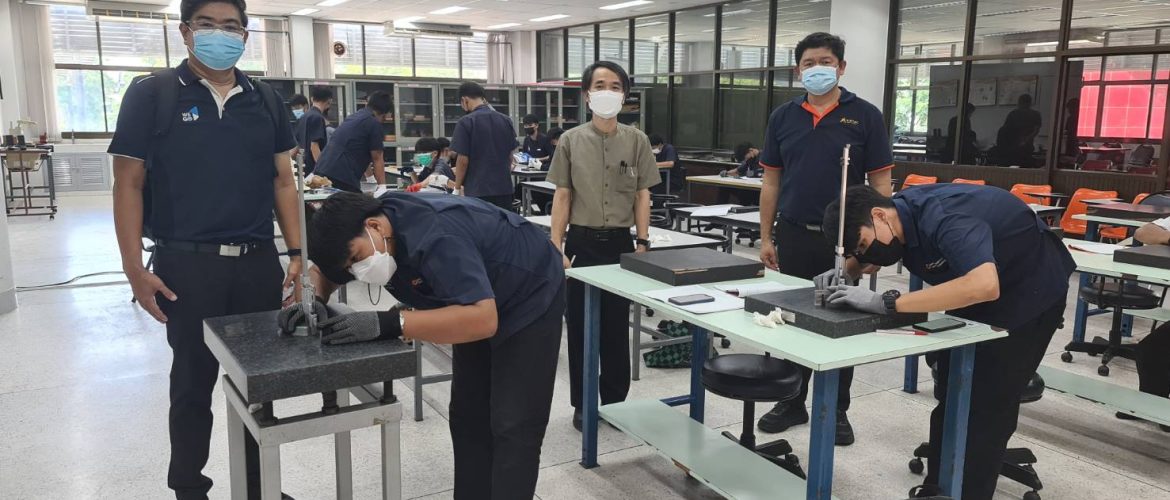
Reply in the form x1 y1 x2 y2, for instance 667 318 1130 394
620 248 765 285
1113 244 1170 270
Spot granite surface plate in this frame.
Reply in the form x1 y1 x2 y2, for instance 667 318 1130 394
743 287 927 339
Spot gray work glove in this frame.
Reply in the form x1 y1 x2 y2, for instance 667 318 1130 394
277 297 329 335
812 268 857 290
319 311 387 346
826 284 887 315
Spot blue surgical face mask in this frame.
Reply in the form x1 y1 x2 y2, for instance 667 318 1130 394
190 29 246 71
292 108 305 119
801 65 839 96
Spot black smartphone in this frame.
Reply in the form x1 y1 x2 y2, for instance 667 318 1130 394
668 294 716 306
912 318 967 333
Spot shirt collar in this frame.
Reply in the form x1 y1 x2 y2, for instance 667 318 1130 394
175 59 253 92
796 86 856 106
892 197 919 249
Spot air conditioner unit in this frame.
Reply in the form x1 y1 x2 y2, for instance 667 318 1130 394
384 21 473 38
86 0 174 20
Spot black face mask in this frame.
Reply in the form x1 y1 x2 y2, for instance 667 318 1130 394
857 216 904 266
526 126 537 134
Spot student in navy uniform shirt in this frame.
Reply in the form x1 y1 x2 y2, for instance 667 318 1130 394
451 81 520 211
755 32 895 443
313 91 389 192
823 184 1075 500
295 86 332 173
716 141 762 206
649 134 681 193
108 0 303 497
307 192 565 500
520 114 554 163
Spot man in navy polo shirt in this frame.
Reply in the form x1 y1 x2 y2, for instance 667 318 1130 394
294 85 332 173
822 184 1074 499
307 192 565 500
755 31 895 444
108 0 302 497
452 81 520 211
313 91 389 192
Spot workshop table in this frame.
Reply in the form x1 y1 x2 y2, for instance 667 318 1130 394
1027 193 1070 207
511 168 547 184
1082 198 1123 205
685 175 764 202
1070 214 1153 343
205 311 417 500
520 180 557 216
708 211 763 252
384 166 417 188
668 204 744 232
569 265 1004 500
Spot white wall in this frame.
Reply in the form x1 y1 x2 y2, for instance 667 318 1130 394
0 0 21 313
288 16 316 79
830 0 891 111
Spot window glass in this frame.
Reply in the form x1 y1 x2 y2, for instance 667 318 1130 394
103 71 149 131
972 0 1062 56
672 74 714 148
645 79 670 138
1058 56 1164 174
50 6 100 65
415 37 460 78
718 71 766 148
1072 1 1170 49
720 0 768 70
775 0 830 66
462 39 488 80
539 30 565 80
55 69 106 133
963 58 1057 168
98 19 168 68
331 23 365 75
167 22 188 67
896 0 967 59
599 20 630 71
633 14 669 75
674 7 715 72
567 29 596 79
891 62 961 164
241 19 289 76
365 31 412 77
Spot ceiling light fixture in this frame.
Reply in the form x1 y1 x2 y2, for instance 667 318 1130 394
291 8 319 15
704 8 751 17
634 21 665 28
316 0 350 6
485 22 521 29
530 14 569 22
430 6 470 15
600 0 652 11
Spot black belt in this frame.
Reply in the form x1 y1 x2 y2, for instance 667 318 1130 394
777 214 822 232
155 239 265 257
568 225 630 241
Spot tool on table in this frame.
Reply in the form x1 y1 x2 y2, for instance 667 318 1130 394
291 150 319 337
815 143 851 308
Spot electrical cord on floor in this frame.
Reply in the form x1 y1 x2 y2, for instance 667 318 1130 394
16 271 126 291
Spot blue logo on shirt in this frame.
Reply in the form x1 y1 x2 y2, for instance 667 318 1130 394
181 106 199 123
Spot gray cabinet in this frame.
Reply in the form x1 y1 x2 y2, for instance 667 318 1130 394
52 152 110 192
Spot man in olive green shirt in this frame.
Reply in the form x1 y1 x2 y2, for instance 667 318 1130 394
547 60 660 431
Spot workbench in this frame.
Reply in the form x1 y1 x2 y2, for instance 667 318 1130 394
568 265 1004 499
685 175 763 201
204 311 417 500
520 180 556 216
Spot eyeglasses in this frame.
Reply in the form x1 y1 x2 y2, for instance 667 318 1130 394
186 20 247 36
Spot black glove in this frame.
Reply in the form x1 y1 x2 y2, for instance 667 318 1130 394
277 297 330 335
319 308 404 346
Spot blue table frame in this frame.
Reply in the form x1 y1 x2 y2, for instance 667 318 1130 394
575 273 989 500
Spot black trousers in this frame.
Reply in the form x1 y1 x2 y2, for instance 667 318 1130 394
774 217 854 411
450 284 564 500
476 194 514 212
1138 323 1170 398
154 241 284 500
923 299 1065 500
565 227 634 409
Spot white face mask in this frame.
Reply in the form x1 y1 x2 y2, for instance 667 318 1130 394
588 90 624 119
651 148 662 154
350 228 396 286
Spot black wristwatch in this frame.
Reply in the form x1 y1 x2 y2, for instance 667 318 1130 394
881 290 901 314
636 238 652 249
287 248 302 258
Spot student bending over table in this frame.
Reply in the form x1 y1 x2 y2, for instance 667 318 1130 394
305 192 565 500
822 184 1075 500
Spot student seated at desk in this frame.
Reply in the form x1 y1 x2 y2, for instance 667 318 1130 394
306 192 565 500
1122 220 1170 432
823 184 1075 499
407 138 456 193
716 142 762 206
649 134 682 194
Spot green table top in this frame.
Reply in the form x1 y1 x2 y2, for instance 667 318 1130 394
1072 213 1150 228
566 265 1005 371
1064 238 1170 284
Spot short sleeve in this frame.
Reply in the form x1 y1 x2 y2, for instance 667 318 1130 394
306 114 327 144
759 107 784 170
1153 216 1170 231
419 234 495 306
546 134 572 188
272 93 297 154
635 132 661 191
665 144 679 162
864 106 895 172
928 210 996 276
108 76 158 162
451 118 472 156
367 117 384 152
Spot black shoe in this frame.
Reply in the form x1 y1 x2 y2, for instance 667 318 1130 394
907 484 950 499
1115 411 1140 421
835 410 855 446
757 402 809 433
573 409 582 432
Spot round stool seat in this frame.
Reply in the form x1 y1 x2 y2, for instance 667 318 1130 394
702 354 802 403
1079 282 1160 310
1020 372 1045 403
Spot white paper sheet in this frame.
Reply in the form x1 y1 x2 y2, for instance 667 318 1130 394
1068 241 1123 255
640 285 744 314
713 283 804 297
687 204 738 217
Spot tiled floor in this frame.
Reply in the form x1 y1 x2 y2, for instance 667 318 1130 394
1 195 1168 499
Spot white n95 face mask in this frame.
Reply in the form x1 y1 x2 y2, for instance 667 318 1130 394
350 228 397 286
588 90 625 119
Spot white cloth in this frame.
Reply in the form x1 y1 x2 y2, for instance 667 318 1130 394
1153 215 1170 231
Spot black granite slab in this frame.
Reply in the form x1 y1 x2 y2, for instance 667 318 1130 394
1114 244 1170 269
204 311 417 404
620 248 765 285
744 288 927 339
1087 203 1170 222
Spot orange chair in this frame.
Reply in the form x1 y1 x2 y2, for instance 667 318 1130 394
1060 188 1120 238
902 174 938 189
952 178 986 185
1101 193 1150 240
1010 183 1052 205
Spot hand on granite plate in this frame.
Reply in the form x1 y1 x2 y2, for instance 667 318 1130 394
319 311 384 345
826 285 887 315
277 297 329 334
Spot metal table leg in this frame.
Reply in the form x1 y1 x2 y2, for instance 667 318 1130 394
382 414 403 500
581 284 602 468
689 325 708 422
631 304 642 381
939 344 976 498
260 444 282 500
226 393 249 500
1073 220 1101 344
807 369 840 499
523 185 532 216
414 343 425 421
335 390 353 499
903 273 924 394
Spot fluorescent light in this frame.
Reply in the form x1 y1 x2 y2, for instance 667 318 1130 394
430 5 470 14
600 0 652 10
165 0 180 14
485 22 521 29
316 0 349 6
702 26 740 33
291 8 319 15
398 16 425 23
704 8 751 16
634 21 665 28
530 14 569 22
